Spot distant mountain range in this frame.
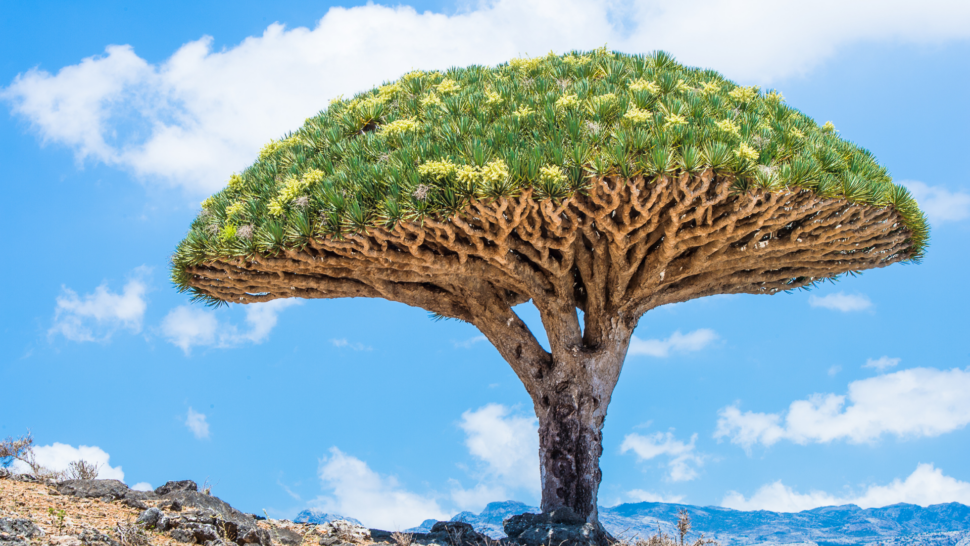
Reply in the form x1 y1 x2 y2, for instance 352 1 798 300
294 508 362 526
405 500 970 546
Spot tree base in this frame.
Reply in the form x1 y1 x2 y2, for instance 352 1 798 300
504 508 615 546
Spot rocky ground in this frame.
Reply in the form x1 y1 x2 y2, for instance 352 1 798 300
0 471 553 546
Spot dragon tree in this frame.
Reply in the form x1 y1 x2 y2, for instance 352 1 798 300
172 50 927 529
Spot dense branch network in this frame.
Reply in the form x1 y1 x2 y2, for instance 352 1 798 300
186 170 913 378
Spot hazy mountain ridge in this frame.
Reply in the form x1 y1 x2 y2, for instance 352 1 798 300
407 500 970 546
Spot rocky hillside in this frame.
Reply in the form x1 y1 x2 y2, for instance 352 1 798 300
411 500 970 546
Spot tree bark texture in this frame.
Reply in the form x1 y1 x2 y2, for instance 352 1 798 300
182 172 918 524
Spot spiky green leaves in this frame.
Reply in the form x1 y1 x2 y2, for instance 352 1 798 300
172 48 929 301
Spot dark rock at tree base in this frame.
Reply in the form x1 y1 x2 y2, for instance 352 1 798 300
156 480 199 495
504 508 612 546
55 479 129 500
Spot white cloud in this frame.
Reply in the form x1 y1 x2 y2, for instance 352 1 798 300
314 447 449 530
827 365 841 377
160 299 300 354
5 1 970 193
620 431 705 482
808 292 872 312
185 407 210 439
622 489 686 504
330 338 372 351
454 335 488 349
49 268 149 342
864 356 901 371
628 329 718 358
10 443 124 481
131 482 153 492
900 181 970 224
722 463 970 512
456 404 539 499
715 367 970 448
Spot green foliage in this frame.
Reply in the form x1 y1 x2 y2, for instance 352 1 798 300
172 49 928 302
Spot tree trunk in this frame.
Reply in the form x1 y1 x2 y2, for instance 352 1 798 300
529 326 633 525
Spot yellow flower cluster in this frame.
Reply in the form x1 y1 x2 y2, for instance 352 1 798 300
355 95 385 110
226 202 245 218
201 197 216 210
513 105 534 118
484 90 504 106
437 78 461 95
456 160 509 186
258 140 287 161
736 143 759 162
675 79 692 93
629 79 660 94
555 94 580 110
508 57 543 71
822 121 836 133
715 119 741 136
624 106 652 124
766 90 785 103
227 173 245 191
790 127 806 139
382 118 420 137
728 85 759 103
402 70 426 82
539 165 567 185
418 160 457 180
219 224 237 242
269 169 324 216
700 81 721 95
664 113 687 128
377 83 401 101
421 93 443 108
329 95 344 105
562 55 591 66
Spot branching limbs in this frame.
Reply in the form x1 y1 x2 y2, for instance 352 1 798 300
184 170 915 396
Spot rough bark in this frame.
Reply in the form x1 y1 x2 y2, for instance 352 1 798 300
181 171 917 524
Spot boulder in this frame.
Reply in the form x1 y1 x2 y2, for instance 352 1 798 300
504 508 612 546
318 520 371 543
0 517 44 546
155 480 198 495
135 507 163 528
268 527 303 546
55 480 128 501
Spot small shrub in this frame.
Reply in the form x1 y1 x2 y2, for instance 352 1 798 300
66 460 101 480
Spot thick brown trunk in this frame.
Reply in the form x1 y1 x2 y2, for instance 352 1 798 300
529 323 633 525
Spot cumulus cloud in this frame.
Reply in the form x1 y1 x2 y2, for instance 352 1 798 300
715 367 970 449
160 299 300 354
900 181 970 224
314 447 449 530
628 329 718 358
864 356 900 371
808 292 872 312
620 431 705 482
722 463 970 512
4 1 970 193
49 268 149 342
9 443 124 481
458 404 540 492
131 482 153 492
185 407 210 439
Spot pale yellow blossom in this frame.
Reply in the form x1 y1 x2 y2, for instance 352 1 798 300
513 105 535 118
728 85 759 103
629 79 660 94
715 119 741 136
226 202 245 218
227 173 245 191
484 90 504 106
421 93 443 108
382 118 420 137
508 57 543 71
822 121 837 133
418 160 458 180
736 143 759 162
555 94 581 111
539 165 567 185
664 114 687 128
624 106 652 124
437 78 461 95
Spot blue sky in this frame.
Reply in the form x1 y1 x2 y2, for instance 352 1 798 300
2 0 970 531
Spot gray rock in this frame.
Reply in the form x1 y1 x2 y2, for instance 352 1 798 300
0 518 44 542
171 528 197 543
268 527 302 546
156 480 199 495
235 526 269 545
122 498 148 510
317 520 371 543
504 509 610 546
77 527 119 546
136 507 163 528
55 480 129 500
